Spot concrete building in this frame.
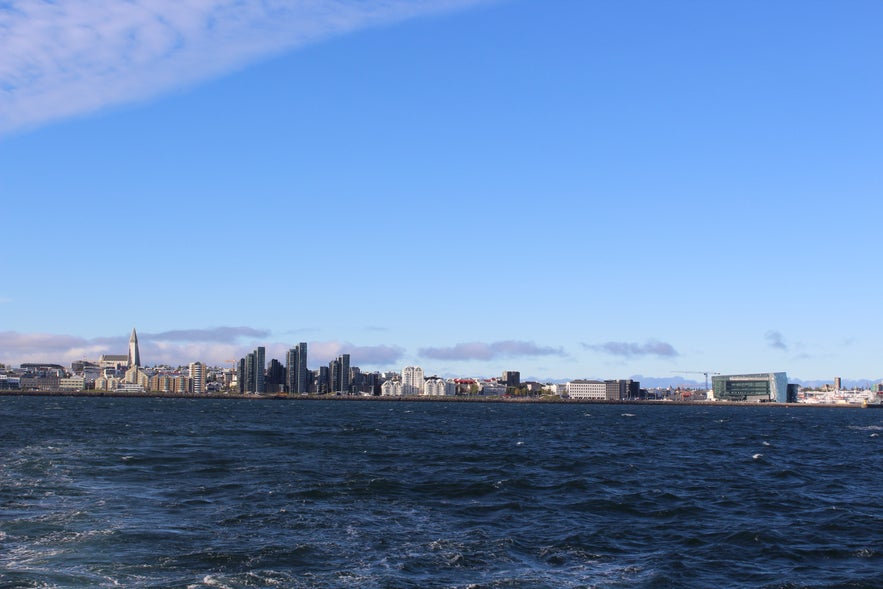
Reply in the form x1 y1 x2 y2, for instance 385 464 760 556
424 378 456 396
190 362 205 394
128 328 141 368
402 366 424 396
381 380 403 396
286 343 308 394
711 373 789 403
567 379 607 400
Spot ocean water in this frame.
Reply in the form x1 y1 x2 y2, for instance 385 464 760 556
1 397 881 589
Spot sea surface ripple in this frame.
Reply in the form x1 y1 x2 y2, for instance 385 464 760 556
1 397 881 588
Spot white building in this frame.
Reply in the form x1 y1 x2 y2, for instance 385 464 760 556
424 378 456 396
402 366 424 396
381 380 403 396
567 379 607 400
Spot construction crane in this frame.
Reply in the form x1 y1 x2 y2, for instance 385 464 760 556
672 371 720 392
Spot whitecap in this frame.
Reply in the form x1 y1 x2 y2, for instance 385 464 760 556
752 453 763 460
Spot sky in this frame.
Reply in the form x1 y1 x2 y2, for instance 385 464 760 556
1 0 882 384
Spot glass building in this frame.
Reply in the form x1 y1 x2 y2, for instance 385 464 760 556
712 373 789 402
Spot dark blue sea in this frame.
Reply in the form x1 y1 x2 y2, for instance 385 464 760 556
1 397 881 588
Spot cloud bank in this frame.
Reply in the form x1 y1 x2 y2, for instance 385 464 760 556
419 340 566 361
582 339 679 359
0 0 489 136
0 329 404 368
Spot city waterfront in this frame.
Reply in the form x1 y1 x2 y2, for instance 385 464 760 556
2 397 881 588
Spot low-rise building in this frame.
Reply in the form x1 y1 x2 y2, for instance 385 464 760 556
567 379 606 400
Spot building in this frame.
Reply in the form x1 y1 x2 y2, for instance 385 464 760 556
604 379 641 400
190 362 205 394
381 380 403 396
711 373 789 403
402 366 424 396
99 354 129 370
567 379 607 400
286 343 308 394
128 328 141 368
424 378 456 396
502 371 521 388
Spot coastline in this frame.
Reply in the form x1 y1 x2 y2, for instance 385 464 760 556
0 390 873 408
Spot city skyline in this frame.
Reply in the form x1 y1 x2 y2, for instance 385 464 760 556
2 1 882 382
0 327 878 388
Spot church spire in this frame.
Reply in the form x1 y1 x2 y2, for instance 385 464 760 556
128 328 141 368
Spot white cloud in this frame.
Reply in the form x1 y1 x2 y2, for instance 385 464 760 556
0 0 491 136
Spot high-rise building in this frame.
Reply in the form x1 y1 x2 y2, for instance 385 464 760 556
238 358 247 394
255 346 266 394
287 343 308 394
190 362 205 394
340 354 350 393
329 358 341 393
402 366 424 396
128 328 141 368
266 359 285 392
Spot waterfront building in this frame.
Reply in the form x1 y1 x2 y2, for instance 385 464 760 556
340 354 351 393
255 347 266 394
128 328 141 368
329 358 341 393
94 375 121 391
604 379 641 401
58 376 85 391
286 343 308 394
266 359 285 393
238 358 247 394
567 379 607 400
381 380 403 396
502 371 521 388
190 362 205 394
402 366 424 396
711 373 789 403
424 378 456 396
123 365 149 389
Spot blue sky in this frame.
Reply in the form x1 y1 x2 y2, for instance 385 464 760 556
1 0 881 383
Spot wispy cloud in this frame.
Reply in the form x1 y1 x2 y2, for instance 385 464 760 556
0 0 490 136
309 341 405 366
144 326 269 343
765 330 788 351
582 339 679 359
419 341 566 361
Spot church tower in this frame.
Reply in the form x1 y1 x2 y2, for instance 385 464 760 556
128 328 141 368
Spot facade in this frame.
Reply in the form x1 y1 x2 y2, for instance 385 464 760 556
712 373 789 403
567 379 607 400
402 366 424 396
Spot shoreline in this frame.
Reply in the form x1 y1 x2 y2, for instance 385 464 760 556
0 390 874 408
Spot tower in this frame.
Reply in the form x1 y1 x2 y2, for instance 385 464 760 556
128 328 141 368
286 342 308 394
